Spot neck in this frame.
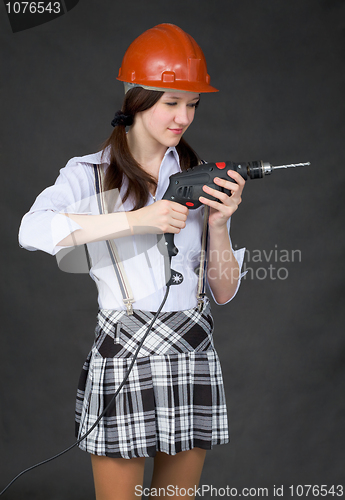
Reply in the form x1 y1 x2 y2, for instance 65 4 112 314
126 123 168 180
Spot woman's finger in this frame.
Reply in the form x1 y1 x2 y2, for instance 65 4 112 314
202 183 242 207
199 195 237 214
170 201 189 214
225 169 246 187
202 184 231 204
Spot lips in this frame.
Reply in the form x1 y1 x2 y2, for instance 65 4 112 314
168 128 183 135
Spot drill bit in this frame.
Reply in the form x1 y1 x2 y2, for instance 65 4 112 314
253 161 310 177
271 162 310 170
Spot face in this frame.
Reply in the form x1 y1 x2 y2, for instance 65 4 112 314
134 91 200 149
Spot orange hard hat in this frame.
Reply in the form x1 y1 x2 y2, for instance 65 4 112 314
117 24 218 93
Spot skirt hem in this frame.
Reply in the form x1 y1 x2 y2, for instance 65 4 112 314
77 438 230 459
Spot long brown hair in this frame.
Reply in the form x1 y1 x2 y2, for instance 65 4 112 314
102 87 200 210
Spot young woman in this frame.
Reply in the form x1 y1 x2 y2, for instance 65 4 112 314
19 24 245 500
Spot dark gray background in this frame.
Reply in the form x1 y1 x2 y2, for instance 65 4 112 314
1 1 344 498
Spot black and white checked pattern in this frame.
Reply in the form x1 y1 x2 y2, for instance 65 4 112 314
75 299 229 458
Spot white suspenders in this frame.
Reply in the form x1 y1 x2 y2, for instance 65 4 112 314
93 164 135 315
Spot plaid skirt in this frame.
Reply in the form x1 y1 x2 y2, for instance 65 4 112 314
75 298 229 459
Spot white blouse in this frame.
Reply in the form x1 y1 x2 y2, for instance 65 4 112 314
19 146 245 311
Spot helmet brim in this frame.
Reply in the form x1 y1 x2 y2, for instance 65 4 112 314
118 78 219 94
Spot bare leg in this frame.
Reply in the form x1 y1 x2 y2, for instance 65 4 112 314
149 448 206 499
91 454 146 500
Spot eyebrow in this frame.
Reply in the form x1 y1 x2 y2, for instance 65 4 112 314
164 95 200 101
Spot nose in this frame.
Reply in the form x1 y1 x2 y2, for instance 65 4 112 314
174 105 193 126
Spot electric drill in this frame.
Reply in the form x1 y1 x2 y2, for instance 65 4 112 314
159 160 309 259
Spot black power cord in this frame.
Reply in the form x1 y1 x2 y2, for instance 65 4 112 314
0 285 171 496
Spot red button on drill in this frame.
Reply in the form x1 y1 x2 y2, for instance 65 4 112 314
186 202 194 207
216 162 226 169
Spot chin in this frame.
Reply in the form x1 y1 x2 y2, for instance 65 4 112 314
165 137 183 148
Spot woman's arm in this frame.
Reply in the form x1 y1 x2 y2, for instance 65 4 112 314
57 212 132 246
207 225 240 304
58 200 189 246
199 170 245 304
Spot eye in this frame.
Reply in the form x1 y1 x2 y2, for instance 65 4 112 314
165 102 177 106
188 100 200 108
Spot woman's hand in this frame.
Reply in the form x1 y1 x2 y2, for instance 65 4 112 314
129 200 189 235
199 170 245 228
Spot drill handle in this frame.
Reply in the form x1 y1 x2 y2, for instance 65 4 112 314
157 232 179 259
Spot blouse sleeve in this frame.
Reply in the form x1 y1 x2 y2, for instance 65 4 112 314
18 158 94 256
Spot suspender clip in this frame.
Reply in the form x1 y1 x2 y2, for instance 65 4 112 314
123 298 134 316
197 294 207 313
